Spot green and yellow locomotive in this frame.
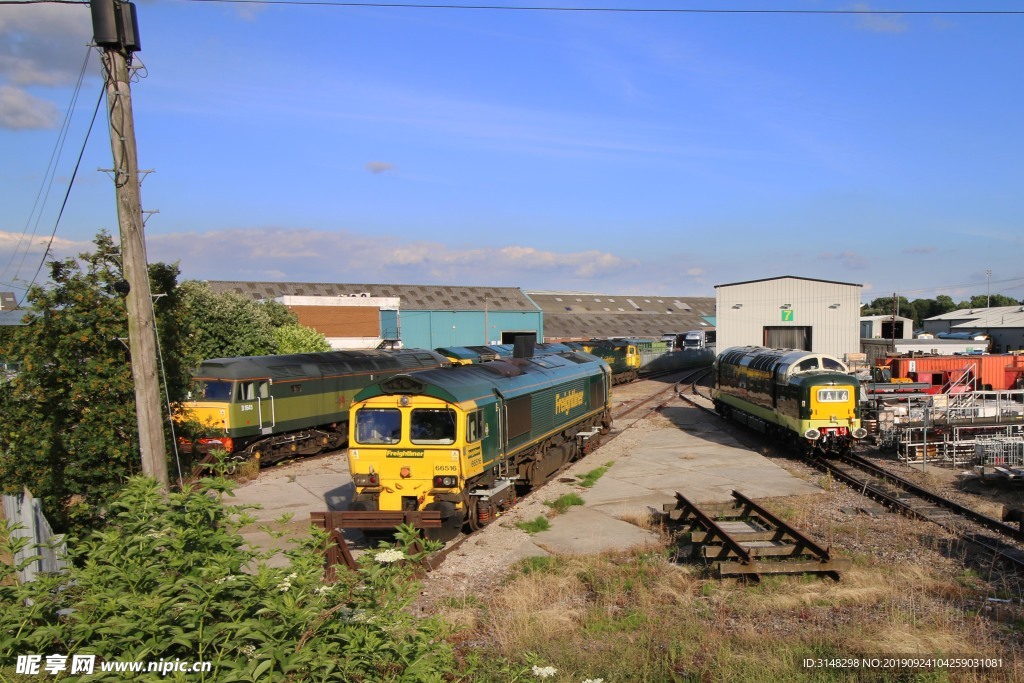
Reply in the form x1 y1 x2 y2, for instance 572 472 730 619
711 346 867 454
346 349 612 540
181 349 449 465
570 339 642 384
434 342 576 365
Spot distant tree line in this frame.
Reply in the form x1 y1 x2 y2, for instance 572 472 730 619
0 232 330 532
860 293 1022 330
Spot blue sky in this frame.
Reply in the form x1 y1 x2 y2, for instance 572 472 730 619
1 1 1022 304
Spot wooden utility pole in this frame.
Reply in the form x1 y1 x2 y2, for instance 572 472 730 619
92 1 169 489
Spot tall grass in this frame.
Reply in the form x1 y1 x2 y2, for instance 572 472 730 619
440 494 1023 682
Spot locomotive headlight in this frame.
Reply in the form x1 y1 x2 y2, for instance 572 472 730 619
853 428 868 439
804 428 821 441
432 475 458 488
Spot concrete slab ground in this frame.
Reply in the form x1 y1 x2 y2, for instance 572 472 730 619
228 397 824 563
229 453 352 566
527 399 822 556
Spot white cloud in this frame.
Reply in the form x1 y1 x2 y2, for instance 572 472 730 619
0 5 92 131
851 3 908 34
0 5 92 86
365 161 396 175
145 226 632 288
0 86 60 129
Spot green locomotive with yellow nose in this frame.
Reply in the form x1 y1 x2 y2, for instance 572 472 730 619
181 349 449 466
345 348 612 541
711 346 867 454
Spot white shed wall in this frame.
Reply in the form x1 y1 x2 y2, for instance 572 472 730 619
716 277 861 358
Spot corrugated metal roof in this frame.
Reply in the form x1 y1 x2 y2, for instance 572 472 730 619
526 291 716 340
206 281 538 312
927 305 1024 320
204 282 716 340
715 275 862 289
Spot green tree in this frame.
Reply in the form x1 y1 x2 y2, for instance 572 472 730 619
934 294 957 315
262 297 299 328
179 282 330 361
0 233 190 532
177 281 277 361
960 294 1021 309
274 323 332 354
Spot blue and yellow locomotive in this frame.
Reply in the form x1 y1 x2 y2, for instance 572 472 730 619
711 346 867 454
346 349 612 540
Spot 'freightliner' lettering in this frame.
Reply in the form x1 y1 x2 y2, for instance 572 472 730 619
386 449 425 458
555 389 584 415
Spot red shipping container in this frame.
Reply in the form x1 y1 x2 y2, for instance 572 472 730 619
881 354 1024 391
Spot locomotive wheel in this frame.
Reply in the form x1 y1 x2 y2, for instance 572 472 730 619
423 501 463 543
465 495 481 532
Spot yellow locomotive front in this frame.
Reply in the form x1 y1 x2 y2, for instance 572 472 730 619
348 393 473 537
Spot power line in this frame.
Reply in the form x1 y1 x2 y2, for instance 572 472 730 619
154 1 1024 14
1 47 94 294
17 82 107 307
6 0 1024 13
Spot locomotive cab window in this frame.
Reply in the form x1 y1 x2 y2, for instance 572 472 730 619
822 358 845 371
466 410 483 443
411 408 456 445
796 358 819 373
237 381 270 401
197 380 233 401
355 408 401 444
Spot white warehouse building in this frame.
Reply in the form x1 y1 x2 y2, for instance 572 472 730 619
715 276 861 360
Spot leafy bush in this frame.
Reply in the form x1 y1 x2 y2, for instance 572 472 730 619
0 476 455 681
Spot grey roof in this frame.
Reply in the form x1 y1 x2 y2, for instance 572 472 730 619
921 305 1024 330
926 305 1024 327
206 281 539 312
0 310 27 326
714 275 862 289
526 291 716 340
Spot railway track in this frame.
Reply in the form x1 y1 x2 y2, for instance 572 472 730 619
675 381 1024 576
804 452 1024 573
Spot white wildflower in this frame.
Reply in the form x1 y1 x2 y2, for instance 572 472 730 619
215 575 237 585
276 580 292 592
374 548 406 564
582 679 604 683
531 665 557 678
239 645 257 657
314 584 335 596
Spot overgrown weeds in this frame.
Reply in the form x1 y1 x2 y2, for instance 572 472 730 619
578 461 614 488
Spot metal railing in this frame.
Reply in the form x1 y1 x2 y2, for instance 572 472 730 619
2 488 66 583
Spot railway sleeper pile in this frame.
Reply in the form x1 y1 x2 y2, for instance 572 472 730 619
663 490 851 579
